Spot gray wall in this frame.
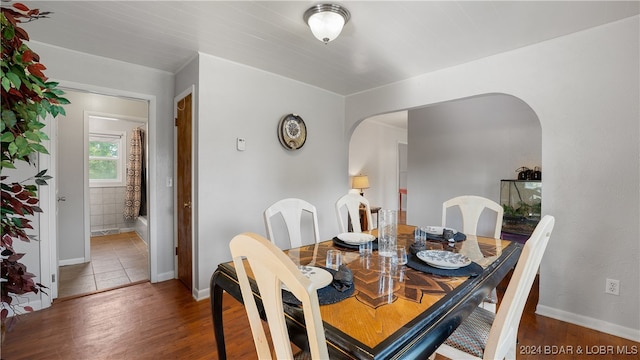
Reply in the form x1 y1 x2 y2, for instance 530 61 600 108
177 53 348 296
406 94 541 236
345 17 640 339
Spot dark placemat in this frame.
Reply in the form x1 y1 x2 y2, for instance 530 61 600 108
282 267 355 306
424 231 466 242
332 237 378 250
406 253 482 277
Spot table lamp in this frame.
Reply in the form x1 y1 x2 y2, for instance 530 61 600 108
352 175 370 197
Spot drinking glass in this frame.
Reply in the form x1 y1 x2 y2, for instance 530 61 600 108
392 246 408 265
359 240 373 257
325 250 342 270
378 209 397 257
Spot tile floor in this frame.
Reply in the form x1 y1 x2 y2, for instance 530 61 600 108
58 231 149 299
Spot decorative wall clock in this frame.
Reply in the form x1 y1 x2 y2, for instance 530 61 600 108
277 113 307 150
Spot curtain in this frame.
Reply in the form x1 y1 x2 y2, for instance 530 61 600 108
124 128 143 220
139 129 147 216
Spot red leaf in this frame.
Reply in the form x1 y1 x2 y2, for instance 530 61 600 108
30 63 46 71
16 190 31 200
3 10 17 26
27 64 46 79
2 234 14 247
14 26 29 41
8 88 24 99
13 3 30 12
8 253 25 261
22 50 33 63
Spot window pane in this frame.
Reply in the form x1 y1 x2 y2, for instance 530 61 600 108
89 159 118 180
89 140 119 158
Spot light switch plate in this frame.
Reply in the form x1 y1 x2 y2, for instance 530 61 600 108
237 137 246 151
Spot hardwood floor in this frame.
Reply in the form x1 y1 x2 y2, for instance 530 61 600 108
2 276 637 359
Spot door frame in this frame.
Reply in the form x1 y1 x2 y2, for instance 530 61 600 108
174 85 196 296
39 80 158 308
39 114 58 306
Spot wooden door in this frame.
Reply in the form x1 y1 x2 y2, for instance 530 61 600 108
176 94 193 290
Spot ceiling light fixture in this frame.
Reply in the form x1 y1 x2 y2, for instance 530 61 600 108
303 4 350 44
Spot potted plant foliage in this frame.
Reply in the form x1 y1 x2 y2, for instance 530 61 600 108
1 2 68 336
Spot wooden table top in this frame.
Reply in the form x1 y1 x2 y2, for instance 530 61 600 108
213 224 521 359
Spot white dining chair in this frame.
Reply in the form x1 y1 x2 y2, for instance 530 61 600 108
335 192 372 233
264 198 321 249
442 195 504 239
443 195 504 312
433 215 555 360
229 232 329 360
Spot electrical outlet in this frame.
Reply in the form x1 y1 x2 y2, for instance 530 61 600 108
605 278 620 295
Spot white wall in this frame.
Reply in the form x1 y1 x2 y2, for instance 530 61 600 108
185 53 347 296
345 17 640 340
349 119 407 211
406 94 541 235
29 41 176 286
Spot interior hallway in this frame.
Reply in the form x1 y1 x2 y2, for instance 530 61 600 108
57 232 149 299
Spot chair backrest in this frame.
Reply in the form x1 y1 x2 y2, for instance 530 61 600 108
264 198 320 248
335 192 372 233
442 195 504 239
229 233 329 360
483 215 555 360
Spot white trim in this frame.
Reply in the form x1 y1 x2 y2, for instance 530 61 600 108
536 304 640 342
59 257 86 266
38 114 57 306
194 287 210 301
156 271 176 283
82 111 91 262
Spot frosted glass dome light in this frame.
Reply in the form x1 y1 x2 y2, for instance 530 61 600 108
304 4 350 44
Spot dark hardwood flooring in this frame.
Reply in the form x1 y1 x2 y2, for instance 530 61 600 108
2 275 637 359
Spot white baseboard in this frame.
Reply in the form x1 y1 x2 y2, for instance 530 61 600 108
59 257 86 266
536 304 640 342
194 287 210 301
155 271 175 282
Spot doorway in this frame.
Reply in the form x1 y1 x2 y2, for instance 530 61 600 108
398 142 408 224
175 91 193 292
55 90 151 299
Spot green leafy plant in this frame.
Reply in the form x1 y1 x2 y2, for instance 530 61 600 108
1 2 68 332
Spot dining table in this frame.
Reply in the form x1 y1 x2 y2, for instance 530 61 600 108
209 224 522 359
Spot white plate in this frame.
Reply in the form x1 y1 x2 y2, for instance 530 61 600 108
337 232 376 245
422 226 458 236
282 266 333 292
416 250 471 269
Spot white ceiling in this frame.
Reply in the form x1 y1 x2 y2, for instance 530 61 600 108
22 1 639 96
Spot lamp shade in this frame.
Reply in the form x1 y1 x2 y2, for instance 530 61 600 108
304 4 350 44
352 175 370 190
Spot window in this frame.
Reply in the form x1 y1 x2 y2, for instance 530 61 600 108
89 132 126 187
